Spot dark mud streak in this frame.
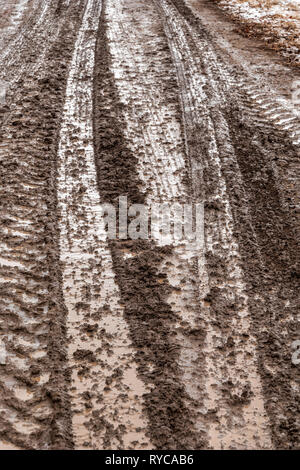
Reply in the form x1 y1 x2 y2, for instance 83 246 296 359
0 0 86 450
167 0 300 449
93 1 205 450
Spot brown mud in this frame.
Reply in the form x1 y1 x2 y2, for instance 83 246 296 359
93 1 205 449
210 0 300 67
158 0 299 449
0 0 86 450
185 0 300 104
0 0 299 450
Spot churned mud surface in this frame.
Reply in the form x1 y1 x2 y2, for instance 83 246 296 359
0 0 299 450
185 0 300 106
211 0 300 66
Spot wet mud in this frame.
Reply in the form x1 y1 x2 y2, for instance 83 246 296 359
158 0 299 449
0 0 299 450
0 0 85 450
93 0 205 449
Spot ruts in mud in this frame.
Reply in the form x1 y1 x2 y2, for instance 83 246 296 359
0 0 299 450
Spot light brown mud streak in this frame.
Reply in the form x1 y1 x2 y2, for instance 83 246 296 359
0 0 85 450
156 0 299 450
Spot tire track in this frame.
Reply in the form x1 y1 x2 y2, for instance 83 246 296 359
0 1 84 141
0 1 57 81
93 0 210 449
157 0 273 450
182 0 300 223
0 0 84 450
0 0 38 52
95 0 208 449
57 0 151 450
159 0 299 449
0 0 298 451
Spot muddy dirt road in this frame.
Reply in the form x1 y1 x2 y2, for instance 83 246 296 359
0 0 299 450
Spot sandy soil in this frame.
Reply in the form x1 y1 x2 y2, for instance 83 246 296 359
0 0 299 450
